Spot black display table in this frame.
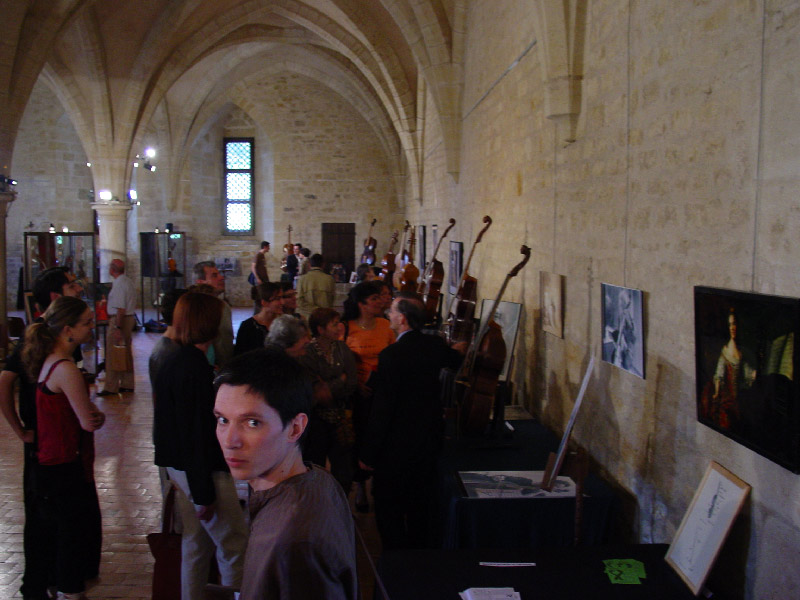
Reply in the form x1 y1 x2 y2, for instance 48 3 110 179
436 420 614 549
376 544 696 600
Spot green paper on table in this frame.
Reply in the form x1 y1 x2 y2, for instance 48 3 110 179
603 559 646 584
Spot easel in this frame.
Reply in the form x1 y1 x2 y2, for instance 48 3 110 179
540 355 594 545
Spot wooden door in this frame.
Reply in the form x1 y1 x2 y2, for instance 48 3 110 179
321 223 355 277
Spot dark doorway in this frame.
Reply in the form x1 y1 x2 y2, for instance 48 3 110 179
321 223 355 279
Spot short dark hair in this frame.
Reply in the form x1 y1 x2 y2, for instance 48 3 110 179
32 267 70 311
293 243 302 250
355 263 373 282
251 281 281 304
300 248 310 258
193 260 216 281
342 280 382 321
308 308 340 337
394 292 426 331
309 253 323 268
260 241 270 249
215 347 312 429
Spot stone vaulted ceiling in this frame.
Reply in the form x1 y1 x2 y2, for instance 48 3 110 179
0 0 467 198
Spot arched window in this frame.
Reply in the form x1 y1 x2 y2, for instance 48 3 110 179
223 137 254 234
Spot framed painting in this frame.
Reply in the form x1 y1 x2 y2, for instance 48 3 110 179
448 241 463 295
694 286 800 472
666 461 751 595
601 283 645 378
541 271 564 338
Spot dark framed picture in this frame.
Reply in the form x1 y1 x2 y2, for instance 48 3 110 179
601 283 645 378
448 241 463 295
694 286 800 473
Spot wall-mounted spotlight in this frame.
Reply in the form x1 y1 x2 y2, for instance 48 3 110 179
62 227 70 233
86 162 92 168
129 190 138 201
145 147 156 158
0 174 18 191
98 190 113 201
49 223 56 233
143 161 156 172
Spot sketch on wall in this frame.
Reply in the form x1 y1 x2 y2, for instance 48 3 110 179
694 286 800 473
541 271 564 338
601 283 645 378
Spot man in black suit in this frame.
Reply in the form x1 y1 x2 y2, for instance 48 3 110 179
359 293 464 549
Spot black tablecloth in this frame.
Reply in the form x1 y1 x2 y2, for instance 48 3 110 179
376 544 696 600
437 420 614 549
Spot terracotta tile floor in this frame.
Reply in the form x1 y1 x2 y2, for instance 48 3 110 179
0 308 380 599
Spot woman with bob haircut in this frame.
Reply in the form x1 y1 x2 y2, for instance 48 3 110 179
22 295 104 600
151 292 248 600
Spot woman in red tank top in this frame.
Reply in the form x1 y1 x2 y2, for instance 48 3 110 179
22 296 104 600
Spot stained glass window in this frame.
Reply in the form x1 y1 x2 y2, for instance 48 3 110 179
223 138 254 234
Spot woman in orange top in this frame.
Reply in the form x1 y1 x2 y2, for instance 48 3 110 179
342 281 395 511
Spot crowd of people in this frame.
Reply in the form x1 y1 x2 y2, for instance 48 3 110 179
1 246 466 599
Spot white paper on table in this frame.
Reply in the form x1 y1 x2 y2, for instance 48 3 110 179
459 588 521 600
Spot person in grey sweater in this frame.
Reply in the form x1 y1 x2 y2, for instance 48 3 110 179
214 348 357 600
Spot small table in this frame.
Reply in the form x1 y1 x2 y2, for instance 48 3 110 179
436 420 614 549
376 544 696 600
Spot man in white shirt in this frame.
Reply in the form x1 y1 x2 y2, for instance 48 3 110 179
99 259 137 395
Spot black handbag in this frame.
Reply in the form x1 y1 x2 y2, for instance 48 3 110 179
147 484 182 600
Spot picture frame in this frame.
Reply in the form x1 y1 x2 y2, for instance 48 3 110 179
541 355 594 490
478 300 522 381
23 291 37 324
448 241 464 295
601 283 645 378
541 271 564 338
665 461 751 595
417 225 426 269
694 286 800 472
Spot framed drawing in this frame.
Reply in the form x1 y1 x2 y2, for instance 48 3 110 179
448 241 463 295
478 300 522 381
601 283 645 378
541 271 564 338
665 461 751 595
694 286 800 472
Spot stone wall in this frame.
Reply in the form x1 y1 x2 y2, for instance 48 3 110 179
408 1 800 598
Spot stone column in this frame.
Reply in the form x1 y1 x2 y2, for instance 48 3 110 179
92 202 131 281
0 189 16 329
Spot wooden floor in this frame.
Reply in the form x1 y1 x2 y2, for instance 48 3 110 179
0 308 380 599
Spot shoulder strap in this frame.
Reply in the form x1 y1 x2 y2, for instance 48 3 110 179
41 358 72 385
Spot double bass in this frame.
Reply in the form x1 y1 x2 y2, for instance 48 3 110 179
417 218 456 322
378 230 399 281
392 221 411 289
445 216 492 344
457 245 531 436
280 225 293 273
398 226 419 291
360 218 377 265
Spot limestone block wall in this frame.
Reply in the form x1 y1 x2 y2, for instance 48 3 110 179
409 1 800 598
7 81 94 304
